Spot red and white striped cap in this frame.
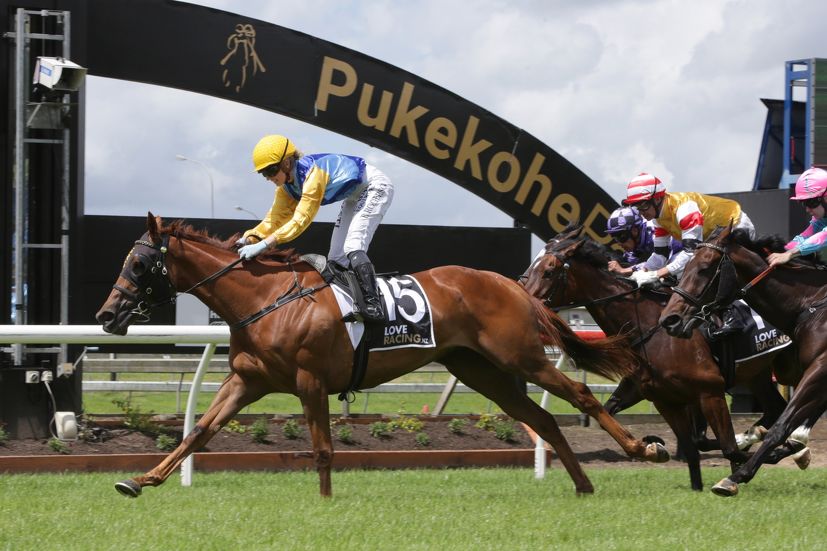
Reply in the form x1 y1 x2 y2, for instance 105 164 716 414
622 173 666 205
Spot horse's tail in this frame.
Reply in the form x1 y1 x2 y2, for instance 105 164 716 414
530 297 638 380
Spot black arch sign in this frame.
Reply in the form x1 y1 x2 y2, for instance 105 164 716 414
69 0 618 242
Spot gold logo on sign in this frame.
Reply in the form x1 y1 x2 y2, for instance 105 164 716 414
220 23 266 93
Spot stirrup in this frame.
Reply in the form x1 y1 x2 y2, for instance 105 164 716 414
361 298 385 323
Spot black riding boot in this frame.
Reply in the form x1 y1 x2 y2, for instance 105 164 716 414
347 250 385 323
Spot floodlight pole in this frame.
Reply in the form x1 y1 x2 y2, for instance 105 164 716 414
234 205 261 220
176 154 214 218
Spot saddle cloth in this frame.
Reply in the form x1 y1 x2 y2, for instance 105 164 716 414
301 254 436 351
712 300 792 364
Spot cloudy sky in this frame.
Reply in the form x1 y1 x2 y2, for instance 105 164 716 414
84 0 827 253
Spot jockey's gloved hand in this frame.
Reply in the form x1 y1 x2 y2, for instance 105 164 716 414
238 241 268 260
630 270 660 288
234 237 249 249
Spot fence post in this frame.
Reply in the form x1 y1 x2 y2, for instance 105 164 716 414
181 343 215 487
534 353 568 479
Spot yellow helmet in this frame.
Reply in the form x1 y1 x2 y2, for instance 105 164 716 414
252 135 296 172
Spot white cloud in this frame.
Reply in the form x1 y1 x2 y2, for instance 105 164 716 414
83 0 827 245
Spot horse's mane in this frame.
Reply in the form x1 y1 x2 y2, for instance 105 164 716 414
544 222 585 253
708 226 827 269
158 219 300 263
576 237 618 268
736 231 790 259
546 223 621 268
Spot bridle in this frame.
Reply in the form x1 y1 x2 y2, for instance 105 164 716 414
114 233 242 323
670 242 739 322
531 246 662 350
114 232 326 328
537 254 572 310
535 251 641 311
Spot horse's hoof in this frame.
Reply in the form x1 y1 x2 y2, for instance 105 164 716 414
646 442 670 463
792 447 811 470
115 479 142 498
642 434 666 446
711 478 738 497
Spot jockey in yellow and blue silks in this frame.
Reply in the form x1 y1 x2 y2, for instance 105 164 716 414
237 134 394 322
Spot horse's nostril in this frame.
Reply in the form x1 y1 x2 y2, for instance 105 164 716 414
661 314 679 329
96 310 114 324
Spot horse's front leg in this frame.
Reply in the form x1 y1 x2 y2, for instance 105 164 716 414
655 401 703 490
698 392 748 471
530 367 669 463
712 358 827 497
297 369 334 498
115 373 264 497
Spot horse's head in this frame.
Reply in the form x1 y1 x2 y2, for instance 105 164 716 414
96 213 176 335
522 225 591 305
660 224 738 338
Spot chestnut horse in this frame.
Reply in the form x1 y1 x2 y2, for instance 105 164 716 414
660 226 825 496
96 215 669 498
522 226 805 491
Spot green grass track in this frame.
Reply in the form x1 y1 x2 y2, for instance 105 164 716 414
1 467 825 550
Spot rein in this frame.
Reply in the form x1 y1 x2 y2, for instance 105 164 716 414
672 242 779 324
117 235 326 327
538 252 663 351
670 242 735 322
541 256 640 311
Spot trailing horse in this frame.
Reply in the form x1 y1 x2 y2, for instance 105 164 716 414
521 225 805 491
660 225 821 496
96 214 669 498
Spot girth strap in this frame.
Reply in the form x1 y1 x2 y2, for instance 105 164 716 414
339 325 373 403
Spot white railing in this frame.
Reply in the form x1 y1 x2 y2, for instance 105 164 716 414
0 324 610 483
0 325 227 487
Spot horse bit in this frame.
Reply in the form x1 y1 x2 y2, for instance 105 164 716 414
670 242 737 323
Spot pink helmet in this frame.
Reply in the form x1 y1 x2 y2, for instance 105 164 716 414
791 167 827 201
622 173 666 205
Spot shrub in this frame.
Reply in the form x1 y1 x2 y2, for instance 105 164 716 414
475 413 499 432
282 419 303 440
389 416 424 433
48 438 70 454
155 433 177 452
0 423 8 444
111 398 160 434
414 432 430 447
250 417 270 443
447 418 468 434
223 420 247 434
368 421 390 438
493 420 517 442
335 425 354 444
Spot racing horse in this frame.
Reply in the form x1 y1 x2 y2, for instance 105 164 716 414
96 214 669 498
522 225 805 491
660 225 826 496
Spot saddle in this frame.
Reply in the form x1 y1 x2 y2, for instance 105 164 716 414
300 253 394 322
300 254 394 402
